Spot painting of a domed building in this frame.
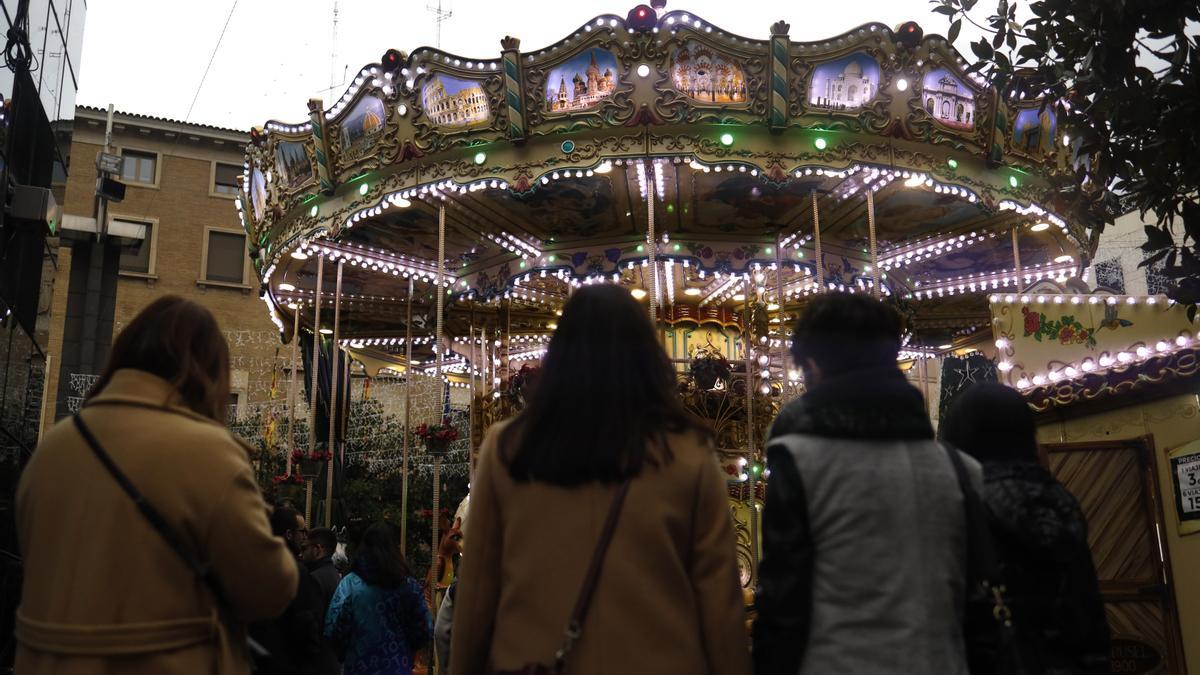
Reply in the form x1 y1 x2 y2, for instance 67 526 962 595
671 41 747 104
545 48 619 112
809 53 880 111
339 95 387 153
422 75 490 128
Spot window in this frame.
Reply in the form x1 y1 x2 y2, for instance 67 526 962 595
115 218 154 274
120 149 157 184
213 162 240 195
1094 258 1125 293
229 392 240 420
1146 261 1171 296
204 229 247 284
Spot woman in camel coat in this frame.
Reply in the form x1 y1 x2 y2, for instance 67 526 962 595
16 297 298 674
450 285 750 675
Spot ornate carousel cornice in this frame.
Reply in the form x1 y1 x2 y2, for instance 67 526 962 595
242 5 1096 343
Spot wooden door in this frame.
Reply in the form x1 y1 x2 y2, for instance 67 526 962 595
1042 438 1187 674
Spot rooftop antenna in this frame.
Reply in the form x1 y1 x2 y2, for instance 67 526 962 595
322 0 349 101
426 0 453 49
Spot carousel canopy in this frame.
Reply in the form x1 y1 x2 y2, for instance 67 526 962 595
239 5 1099 366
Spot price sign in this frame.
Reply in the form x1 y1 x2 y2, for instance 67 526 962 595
1169 439 1200 536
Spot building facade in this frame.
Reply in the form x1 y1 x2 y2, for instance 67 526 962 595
923 75 975 129
818 60 874 110
42 107 289 432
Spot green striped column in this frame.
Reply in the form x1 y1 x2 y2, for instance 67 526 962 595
307 98 336 195
769 21 791 132
501 36 526 142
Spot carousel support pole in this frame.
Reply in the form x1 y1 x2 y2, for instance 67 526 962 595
306 254 324 525
744 292 759 586
431 205 447 631
811 192 825 290
774 235 786 387
324 260 343 528
1011 227 1023 290
867 189 879 298
286 306 300 475
647 160 658 323
401 276 415 556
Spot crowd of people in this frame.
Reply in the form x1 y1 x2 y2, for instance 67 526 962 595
11 290 1109 674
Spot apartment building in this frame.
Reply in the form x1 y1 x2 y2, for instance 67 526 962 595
43 106 285 429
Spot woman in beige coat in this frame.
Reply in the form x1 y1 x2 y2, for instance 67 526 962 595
16 296 298 674
450 285 750 675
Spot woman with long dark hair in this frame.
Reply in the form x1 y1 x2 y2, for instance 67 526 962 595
940 383 1110 674
15 296 298 674
450 284 750 675
325 522 431 675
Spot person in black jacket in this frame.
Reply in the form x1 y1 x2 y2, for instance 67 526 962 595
248 507 326 675
940 382 1110 675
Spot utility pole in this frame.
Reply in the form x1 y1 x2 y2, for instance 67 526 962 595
426 0 453 48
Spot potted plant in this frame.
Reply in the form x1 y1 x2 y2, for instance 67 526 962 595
415 419 460 456
690 345 732 390
272 472 307 504
291 448 333 478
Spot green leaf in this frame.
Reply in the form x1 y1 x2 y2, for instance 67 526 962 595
948 19 962 44
972 39 995 61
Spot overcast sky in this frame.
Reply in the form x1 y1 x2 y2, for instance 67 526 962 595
76 0 980 131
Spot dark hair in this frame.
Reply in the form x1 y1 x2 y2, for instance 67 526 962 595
308 527 337 556
88 296 231 423
351 522 411 588
269 506 303 538
939 382 1038 463
500 284 711 486
790 293 903 377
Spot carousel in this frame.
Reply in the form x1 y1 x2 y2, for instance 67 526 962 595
234 1 1197 662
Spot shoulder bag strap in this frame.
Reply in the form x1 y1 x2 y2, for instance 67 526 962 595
71 414 260 652
942 442 999 580
553 479 632 665
942 443 1013 625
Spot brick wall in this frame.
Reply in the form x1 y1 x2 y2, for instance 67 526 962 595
43 116 292 433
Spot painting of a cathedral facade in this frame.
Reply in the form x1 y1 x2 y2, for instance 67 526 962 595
670 41 747 104
1013 107 1057 157
275 140 313 189
422 75 490 128
922 69 975 130
809 53 879 110
545 48 619 112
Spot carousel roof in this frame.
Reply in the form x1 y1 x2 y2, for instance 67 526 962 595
238 5 1100 366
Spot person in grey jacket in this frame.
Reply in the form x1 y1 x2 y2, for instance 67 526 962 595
754 293 980 675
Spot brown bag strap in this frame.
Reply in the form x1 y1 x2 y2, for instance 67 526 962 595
553 479 632 666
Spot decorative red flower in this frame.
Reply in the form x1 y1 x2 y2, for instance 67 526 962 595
1022 307 1041 335
1059 325 1075 344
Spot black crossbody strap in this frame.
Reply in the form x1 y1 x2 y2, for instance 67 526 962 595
942 443 1001 583
72 415 236 622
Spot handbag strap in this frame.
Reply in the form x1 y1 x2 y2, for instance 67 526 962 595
942 443 1013 624
553 479 632 665
71 414 251 643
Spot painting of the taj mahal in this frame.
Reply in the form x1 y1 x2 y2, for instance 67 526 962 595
921 69 975 130
545 48 619 112
670 41 747 104
422 75 490 128
808 53 880 111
